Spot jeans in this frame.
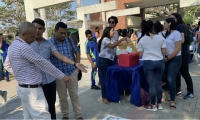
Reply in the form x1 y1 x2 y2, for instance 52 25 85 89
143 60 165 105
98 57 114 98
0 58 4 79
166 56 182 101
176 53 194 93
42 81 56 119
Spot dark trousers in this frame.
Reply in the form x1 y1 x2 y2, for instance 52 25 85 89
166 56 182 101
98 57 113 98
42 80 56 119
176 53 194 93
143 60 165 104
91 61 101 86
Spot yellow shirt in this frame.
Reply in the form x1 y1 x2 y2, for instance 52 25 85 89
118 41 137 52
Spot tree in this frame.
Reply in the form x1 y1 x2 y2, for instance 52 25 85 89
145 4 181 18
45 3 76 23
0 0 26 33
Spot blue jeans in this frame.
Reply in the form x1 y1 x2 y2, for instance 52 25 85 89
166 56 182 101
143 60 165 105
0 58 4 79
1 55 9 78
98 57 114 98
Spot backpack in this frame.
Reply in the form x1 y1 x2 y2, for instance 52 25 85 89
184 24 193 44
140 87 150 106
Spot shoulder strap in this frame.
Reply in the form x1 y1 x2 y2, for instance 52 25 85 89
67 37 76 61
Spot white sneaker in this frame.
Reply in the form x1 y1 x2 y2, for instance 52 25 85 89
157 104 163 110
2 91 7 103
144 104 158 111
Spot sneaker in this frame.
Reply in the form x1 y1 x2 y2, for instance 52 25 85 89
184 92 194 99
144 104 158 111
91 85 100 90
176 91 182 96
2 91 7 103
157 104 163 110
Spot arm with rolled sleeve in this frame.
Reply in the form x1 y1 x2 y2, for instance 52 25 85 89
21 45 65 80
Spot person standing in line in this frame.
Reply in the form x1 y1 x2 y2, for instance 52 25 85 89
98 27 126 105
30 18 87 119
170 13 194 99
49 22 83 120
4 22 74 119
108 16 119 64
0 34 11 82
137 20 166 111
163 18 182 109
85 30 101 89
95 27 101 43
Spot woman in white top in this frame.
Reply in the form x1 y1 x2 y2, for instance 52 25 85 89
137 20 166 111
163 18 182 110
98 27 126 105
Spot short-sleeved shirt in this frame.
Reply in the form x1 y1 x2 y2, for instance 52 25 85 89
137 35 166 61
176 24 190 54
85 38 99 62
111 30 119 42
99 37 115 61
30 39 57 85
165 30 182 56
50 37 79 76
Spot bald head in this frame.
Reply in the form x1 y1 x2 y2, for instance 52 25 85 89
18 22 36 44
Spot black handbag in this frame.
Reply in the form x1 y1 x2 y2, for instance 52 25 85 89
68 37 82 81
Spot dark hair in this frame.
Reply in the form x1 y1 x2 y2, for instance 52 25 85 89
98 27 112 52
85 30 92 36
32 18 45 27
0 33 2 36
164 18 176 38
154 21 164 34
138 20 154 42
95 27 99 31
55 22 67 30
108 16 118 24
129 29 134 35
117 29 122 36
171 13 184 25
121 29 129 37
198 21 200 26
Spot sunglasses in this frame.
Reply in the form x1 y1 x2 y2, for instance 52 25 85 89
109 21 115 24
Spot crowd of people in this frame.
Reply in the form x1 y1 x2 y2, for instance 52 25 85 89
85 13 195 112
0 12 197 119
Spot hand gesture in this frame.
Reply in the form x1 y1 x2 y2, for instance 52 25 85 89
91 63 97 69
62 75 75 83
75 63 87 73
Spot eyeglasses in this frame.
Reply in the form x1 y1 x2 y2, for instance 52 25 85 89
109 21 115 24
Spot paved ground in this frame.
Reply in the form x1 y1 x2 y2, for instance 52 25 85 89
0 60 200 119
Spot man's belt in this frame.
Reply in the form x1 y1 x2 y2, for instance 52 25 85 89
19 84 42 88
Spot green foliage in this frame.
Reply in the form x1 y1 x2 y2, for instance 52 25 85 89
0 0 25 33
48 24 55 38
45 3 76 23
182 6 200 24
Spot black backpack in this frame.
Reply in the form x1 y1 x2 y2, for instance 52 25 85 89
184 24 193 44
